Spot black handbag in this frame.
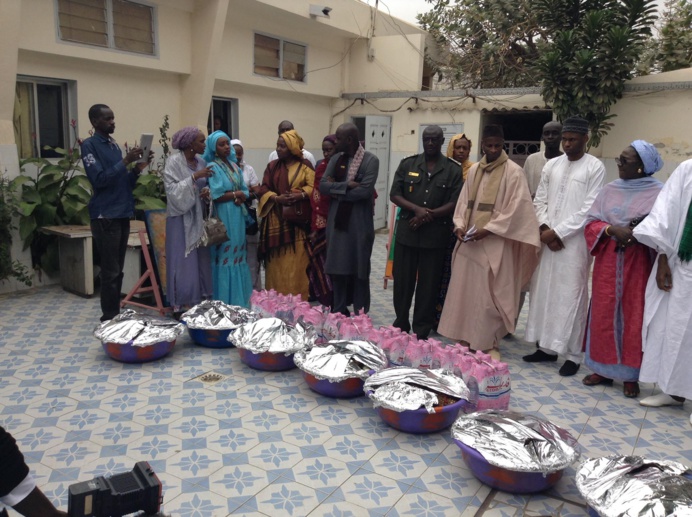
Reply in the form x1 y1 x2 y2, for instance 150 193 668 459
246 203 259 235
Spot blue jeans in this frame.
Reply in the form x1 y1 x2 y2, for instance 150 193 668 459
91 218 130 321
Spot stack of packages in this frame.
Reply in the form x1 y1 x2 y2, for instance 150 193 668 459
249 290 511 410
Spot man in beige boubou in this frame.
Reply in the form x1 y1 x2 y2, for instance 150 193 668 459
438 125 540 360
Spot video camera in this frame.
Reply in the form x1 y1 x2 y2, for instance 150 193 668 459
68 462 162 517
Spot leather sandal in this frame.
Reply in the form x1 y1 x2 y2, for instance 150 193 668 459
582 373 613 386
624 381 640 398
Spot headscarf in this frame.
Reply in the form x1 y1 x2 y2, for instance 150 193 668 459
230 139 242 147
323 134 337 145
446 133 471 159
171 126 200 151
630 140 663 176
202 130 237 164
280 129 304 158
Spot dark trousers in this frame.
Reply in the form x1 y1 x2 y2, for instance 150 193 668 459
392 243 447 339
91 218 130 321
330 274 370 316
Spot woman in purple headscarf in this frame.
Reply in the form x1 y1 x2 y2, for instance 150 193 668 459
582 140 664 398
163 126 213 313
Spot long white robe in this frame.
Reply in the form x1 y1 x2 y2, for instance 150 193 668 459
525 154 605 356
633 160 692 399
523 151 548 198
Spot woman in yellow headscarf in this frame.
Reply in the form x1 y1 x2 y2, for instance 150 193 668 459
257 129 315 297
447 133 474 181
434 133 475 327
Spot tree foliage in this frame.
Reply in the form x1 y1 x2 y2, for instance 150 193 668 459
419 0 658 148
417 0 545 88
535 0 658 147
637 0 692 74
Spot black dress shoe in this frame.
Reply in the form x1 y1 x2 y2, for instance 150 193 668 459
559 360 580 377
522 350 558 362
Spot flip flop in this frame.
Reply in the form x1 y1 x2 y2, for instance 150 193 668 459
582 373 613 386
624 382 640 398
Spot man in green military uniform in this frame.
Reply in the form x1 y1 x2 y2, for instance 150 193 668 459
389 125 463 339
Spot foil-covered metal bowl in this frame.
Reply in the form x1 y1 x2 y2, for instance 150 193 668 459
364 367 471 433
294 340 388 398
576 455 692 517
452 410 580 493
231 318 315 371
94 310 183 363
181 301 258 348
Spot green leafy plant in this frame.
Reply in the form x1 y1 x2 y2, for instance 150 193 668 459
11 121 92 275
0 170 32 286
534 0 658 148
132 114 170 211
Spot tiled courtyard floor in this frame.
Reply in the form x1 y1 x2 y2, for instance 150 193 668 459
1 232 691 516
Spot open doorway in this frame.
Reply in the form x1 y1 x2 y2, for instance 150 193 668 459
481 109 552 167
207 97 239 137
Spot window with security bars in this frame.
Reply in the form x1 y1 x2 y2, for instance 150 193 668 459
254 33 306 82
57 0 155 56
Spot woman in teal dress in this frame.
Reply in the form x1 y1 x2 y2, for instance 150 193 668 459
202 130 253 306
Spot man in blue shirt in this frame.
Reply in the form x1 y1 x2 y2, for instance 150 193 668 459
81 104 152 321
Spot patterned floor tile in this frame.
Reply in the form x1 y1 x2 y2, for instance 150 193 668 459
208 463 271 501
360 448 432 485
240 408 291 433
164 490 230 517
246 440 304 470
321 434 381 465
248 480 326 516
3 232 692 516
165 447 224 479
391 490 464 516
291 455 352 493
338 471 409 510
282 420 333 448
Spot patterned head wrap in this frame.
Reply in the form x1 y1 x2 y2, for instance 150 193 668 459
280 129 304 158
630 140 663 176
562 117 590 134
323 134 337 145
446 133 472 158
202 130 237 164
171 126 201 151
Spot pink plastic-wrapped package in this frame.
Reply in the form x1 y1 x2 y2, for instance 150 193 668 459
323 312 345 341
387 335 410 365
466 358 511 411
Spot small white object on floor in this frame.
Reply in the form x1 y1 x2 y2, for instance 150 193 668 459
639 393 684 407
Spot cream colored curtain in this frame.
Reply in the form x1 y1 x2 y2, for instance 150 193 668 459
13 83 35 159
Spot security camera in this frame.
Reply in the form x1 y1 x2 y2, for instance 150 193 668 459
309 4 332 18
